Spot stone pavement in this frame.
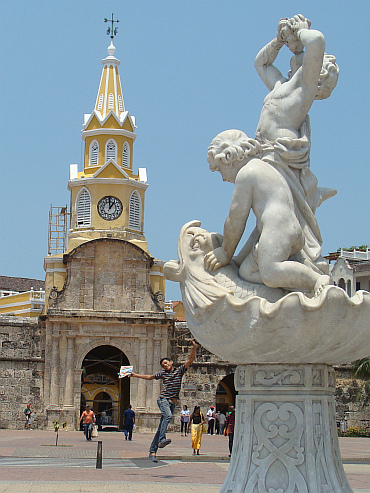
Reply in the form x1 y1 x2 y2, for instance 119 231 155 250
0 429 369 492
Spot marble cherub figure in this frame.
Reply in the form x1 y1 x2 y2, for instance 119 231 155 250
163 14 370 368
205 15 339 295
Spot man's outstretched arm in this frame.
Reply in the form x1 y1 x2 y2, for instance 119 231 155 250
184 339 199 369
130 372 155 380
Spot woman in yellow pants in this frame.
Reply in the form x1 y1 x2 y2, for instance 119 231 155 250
189 406 205 455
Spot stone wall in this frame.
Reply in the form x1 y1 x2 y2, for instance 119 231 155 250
0 315 44 429
335 365 370 428
0 311 369 431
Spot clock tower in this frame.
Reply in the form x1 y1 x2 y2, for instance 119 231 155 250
44 25 165 306
68 38 149 253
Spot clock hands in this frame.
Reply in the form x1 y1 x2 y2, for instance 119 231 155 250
97 196 122 220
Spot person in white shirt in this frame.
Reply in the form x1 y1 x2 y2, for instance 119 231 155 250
206 406 215 435
180 404 190 436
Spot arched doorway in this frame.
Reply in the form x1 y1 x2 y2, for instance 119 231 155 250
216 373 237 414
81 345 130 430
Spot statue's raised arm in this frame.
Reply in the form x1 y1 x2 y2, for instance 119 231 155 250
255 14 339 142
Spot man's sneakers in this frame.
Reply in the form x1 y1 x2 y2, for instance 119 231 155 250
148 438 171 462
158 438 171 448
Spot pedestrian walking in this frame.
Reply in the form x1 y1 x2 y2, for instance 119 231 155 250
217 410 226 435
123 404 136 441
189 406 206 455
180 405 190 436
130 339 199 462
225 406 235 456
79 405 95 441
207 405 215 435
24 404 32 430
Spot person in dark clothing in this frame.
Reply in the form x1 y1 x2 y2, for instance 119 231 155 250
225 406 236 457
123 404 136 441
130 339 198 462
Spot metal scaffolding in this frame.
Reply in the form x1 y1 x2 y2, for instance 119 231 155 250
48 205 69 255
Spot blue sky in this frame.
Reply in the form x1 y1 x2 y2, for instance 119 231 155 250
0 0 369 301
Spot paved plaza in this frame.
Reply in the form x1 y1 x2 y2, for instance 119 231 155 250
0 429 369 492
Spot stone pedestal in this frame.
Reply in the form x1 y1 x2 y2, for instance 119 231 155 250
220 364 352 493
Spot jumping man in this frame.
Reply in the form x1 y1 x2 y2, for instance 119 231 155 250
130 339 199 462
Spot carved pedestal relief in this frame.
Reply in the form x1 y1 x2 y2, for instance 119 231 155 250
220 364 353 493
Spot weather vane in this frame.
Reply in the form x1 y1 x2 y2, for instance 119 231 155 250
104 13 119 39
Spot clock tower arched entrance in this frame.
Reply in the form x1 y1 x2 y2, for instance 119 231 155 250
81 344 130 430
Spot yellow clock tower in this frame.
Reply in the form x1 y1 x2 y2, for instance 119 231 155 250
69 38 148 251
44 29 165 306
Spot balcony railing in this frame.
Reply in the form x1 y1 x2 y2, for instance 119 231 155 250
341 249 370 261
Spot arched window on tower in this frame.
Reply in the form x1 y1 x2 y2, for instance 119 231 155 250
108 93 114 110
105 139 117 162
76 188 91 227
97 94 104 111
118 95 124 112
89 140 99 166
129 190 142 231
122 142 130 168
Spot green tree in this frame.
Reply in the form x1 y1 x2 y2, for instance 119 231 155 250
351 357 370 407
52 420 67 446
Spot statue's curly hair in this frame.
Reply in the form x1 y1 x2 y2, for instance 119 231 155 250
316 53 339 100
208 130 261 170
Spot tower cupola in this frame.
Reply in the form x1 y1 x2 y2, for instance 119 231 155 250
93 40 127 120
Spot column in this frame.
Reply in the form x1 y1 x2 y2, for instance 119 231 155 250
63 336 75 407
49 334 60 406
152 339 161 409
146 329 154 410
136 338 147 409
43 329 52 406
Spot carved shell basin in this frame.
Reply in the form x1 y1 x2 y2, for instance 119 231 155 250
184 286 370 365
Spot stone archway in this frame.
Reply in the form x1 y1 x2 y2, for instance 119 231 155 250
81 345 130 430
216 373 236 414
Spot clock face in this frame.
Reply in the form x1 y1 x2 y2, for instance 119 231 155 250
97 196 123 221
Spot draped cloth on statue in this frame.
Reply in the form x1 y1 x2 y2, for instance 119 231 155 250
255 116 334 276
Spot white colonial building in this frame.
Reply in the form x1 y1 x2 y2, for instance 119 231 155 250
330 249 370 296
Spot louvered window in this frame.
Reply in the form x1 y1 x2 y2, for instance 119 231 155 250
106 139 117 162
129 190 141 230
76 188 91 227
89 140 99 166
118 95 123 112
122 142 130 168
97 94 104 110
108 93 114 110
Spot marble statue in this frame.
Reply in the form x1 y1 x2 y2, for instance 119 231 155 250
205 13 339 296
164 14 370 493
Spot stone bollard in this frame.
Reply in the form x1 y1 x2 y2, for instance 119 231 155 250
96 440 102 469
